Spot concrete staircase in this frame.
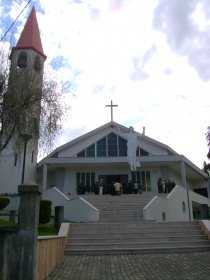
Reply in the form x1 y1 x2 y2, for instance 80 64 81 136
82 193 154 222
65 194 210 255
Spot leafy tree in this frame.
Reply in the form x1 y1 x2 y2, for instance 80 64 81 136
203 126 210 175
39 200 52 224
203 161 210 175
206 126 210 159
0 44 70 156
0 197 10 210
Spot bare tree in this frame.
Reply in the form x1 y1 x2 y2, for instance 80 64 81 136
0 46 70 156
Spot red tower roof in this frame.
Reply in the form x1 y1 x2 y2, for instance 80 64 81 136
11 7 46 60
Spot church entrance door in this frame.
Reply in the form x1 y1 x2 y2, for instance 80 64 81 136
98 174 128 194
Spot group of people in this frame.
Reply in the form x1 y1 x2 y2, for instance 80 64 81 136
76 179 143 195
94 179 142 195
157 177 176 193
78 177 175 195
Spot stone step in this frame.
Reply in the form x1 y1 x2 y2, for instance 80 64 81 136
80 194 155 203
71 229 199 233
67 239 210 249
70 223 201 234
98 219 143 222
68 235 208 244
72 201 153 205
65 194 210 255
70 230 204 238
98 214 143 219
99 208 144 211
78 194 162 222
91 205 148 209
81 194 154 223
65 245 210 255
71 220 199 229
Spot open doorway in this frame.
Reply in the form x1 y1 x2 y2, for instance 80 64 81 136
98 174 128 194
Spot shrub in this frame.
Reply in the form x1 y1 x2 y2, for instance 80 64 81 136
39 200 52 224
0 197 10 210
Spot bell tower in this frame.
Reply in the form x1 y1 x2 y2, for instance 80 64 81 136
0 7 46 193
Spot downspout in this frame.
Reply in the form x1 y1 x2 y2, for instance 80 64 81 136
180 158 192 221
42 163 48 191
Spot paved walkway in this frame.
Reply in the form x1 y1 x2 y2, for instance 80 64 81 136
48 251 210 280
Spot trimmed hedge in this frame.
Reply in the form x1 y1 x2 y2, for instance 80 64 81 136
39 200 52 224
0 197 10 210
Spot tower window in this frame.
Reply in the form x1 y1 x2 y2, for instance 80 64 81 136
34 55 42 72
14 153 18 166
31 151 34 163
17 52 27 68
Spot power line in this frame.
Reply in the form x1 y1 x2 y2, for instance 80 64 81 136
0 0 33 42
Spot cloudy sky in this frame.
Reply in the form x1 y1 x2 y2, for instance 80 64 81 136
0 0 210 168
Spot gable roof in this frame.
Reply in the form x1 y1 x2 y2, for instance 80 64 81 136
10 7 46 60
47 121 179 158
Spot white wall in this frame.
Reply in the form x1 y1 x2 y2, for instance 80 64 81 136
63 169 75 195
0 140 37 194
143 185 210 222
143 186 190 222
42 187 99 222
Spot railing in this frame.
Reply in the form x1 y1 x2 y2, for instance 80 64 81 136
42 187 99 222
36 223 70 280
199 220 210 239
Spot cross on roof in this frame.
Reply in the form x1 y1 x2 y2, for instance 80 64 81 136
106 100 118 122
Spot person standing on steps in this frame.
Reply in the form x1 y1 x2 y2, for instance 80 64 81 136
98 178 104 195
114 181 122 195
157 177 166 193
133 181 139 194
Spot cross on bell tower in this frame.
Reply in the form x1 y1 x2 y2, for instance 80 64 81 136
106 100 118 122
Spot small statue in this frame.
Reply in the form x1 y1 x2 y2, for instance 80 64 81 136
119 125 140 171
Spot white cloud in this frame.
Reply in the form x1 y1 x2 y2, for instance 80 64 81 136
1 0 210 167
153 0 210 81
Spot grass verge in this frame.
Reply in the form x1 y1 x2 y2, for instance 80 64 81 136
0 219 58 236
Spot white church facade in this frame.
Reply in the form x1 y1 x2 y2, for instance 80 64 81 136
37 120 210 199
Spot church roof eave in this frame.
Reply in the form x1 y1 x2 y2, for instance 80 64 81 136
37 155 207 180
45 121 178 160
47 121 115 158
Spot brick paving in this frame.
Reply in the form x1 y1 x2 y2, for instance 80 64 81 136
47 251 210 280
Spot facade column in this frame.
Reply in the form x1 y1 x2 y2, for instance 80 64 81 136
42 164 48 191
180 159 192 221
207 176 210 198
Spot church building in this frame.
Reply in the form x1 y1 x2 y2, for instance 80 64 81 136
37 117 210 198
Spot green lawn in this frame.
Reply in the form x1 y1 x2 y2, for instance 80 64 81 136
0 218 16 226
0 219 58 235
38 224 59 236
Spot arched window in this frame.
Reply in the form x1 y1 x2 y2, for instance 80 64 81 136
17 52 27 68
34 55 42 72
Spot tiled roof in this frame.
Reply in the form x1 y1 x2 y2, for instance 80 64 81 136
14 7 46 59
